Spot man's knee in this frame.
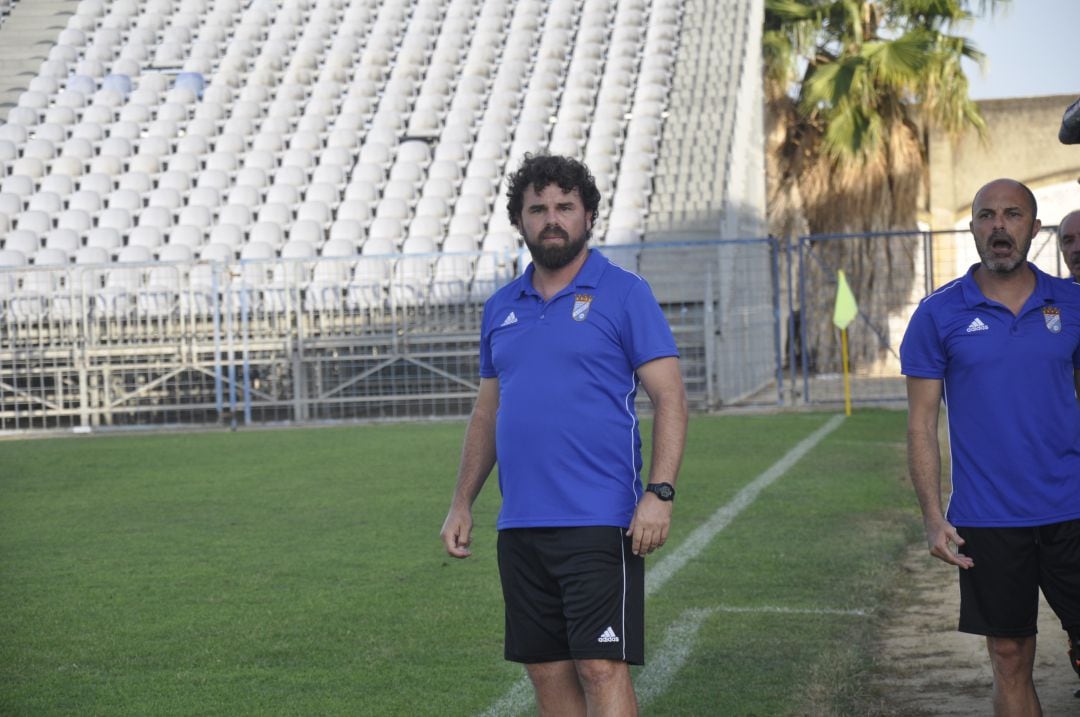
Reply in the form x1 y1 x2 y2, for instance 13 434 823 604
526 659 579 688
987 636 1036 679
575 658 629 691
526 661 586 711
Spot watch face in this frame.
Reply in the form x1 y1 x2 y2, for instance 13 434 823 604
649 483 674 500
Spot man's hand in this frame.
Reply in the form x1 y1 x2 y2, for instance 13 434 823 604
627 493 672 556
441 506 474 559
925 517 974 569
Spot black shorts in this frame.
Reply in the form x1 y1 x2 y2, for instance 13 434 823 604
957 519 1080 637
497 526 644 665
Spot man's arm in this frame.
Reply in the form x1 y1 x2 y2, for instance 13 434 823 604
440 377 499 559
627 356 687 556
906 376 973 569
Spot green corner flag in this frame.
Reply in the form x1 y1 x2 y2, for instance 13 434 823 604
833 270 858 330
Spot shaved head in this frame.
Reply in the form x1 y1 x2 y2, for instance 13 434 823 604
972 178 1038 221
1060 210 1080 236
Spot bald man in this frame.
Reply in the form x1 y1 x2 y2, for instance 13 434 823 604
1058 210 1080 280
901 179 1080 714
1057 208 1080 697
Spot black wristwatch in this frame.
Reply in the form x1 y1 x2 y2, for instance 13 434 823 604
645 482 675 501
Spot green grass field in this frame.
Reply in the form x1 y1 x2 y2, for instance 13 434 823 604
0 410 921 716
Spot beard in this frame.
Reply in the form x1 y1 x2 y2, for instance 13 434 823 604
978 230 1030 274
523 225 590 270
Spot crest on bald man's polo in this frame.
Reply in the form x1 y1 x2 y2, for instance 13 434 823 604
572 294 594 322
1044 306 1062 334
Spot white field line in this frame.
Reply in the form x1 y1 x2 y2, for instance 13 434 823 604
637 604 870 708
478 414 846 717
636 607 715 706
709 604 869 617
646 414 845 598
477 679 532 717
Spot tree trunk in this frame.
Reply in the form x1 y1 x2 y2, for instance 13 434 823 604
766 97 924 374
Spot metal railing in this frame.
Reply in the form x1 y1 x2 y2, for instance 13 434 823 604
793 226 1066 406
0 240 781 432
4 230 1066 433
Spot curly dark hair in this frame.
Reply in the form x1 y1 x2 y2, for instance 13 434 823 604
505 153 602 227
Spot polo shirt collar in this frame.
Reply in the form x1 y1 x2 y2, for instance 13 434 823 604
960 262 1055 310
517 248 608 299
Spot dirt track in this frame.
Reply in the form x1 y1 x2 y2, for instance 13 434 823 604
872 544 1080 715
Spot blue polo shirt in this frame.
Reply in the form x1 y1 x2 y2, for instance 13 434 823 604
479 249 679 530
900 263 1080 527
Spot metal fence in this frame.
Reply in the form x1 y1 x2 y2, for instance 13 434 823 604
0 229 1067 433
0 239 779 432
795 226 1066 406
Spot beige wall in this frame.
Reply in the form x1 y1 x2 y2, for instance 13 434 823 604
926 94 1080 285
927 94 1080 228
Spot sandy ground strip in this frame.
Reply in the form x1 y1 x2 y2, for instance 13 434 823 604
872 544 1079 716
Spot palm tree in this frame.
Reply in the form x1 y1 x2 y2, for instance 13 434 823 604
764 0 1001 374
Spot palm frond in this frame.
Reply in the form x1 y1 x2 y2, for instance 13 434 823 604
861 30 934 89
822 100 885 162
766 0 1007 223
801 55 866 112
765 0 823 22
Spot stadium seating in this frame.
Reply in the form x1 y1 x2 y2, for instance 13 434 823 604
0 0 768 317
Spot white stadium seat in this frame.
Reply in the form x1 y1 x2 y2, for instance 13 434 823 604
0 0 701 329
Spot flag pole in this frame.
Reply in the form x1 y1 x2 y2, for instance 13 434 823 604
833 269 858 417
840 327 852 417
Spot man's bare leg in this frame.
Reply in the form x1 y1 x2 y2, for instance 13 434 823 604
987 635 1042 717
575 658 638 717
526 660 586 717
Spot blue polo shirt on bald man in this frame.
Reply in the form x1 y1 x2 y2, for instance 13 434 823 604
900 262 1080 527
480 249 679 530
